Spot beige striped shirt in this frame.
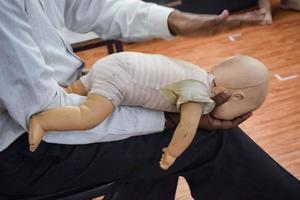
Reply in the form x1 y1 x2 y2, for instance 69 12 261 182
80 52 215 114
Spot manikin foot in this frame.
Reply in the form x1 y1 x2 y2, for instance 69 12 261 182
281 0 300 11
28 116 45 152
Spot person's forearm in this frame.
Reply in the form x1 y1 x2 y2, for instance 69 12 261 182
65 0 174 42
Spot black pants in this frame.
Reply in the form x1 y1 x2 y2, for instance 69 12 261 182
144 0 258 14
177 0 258 14
0 127 299 200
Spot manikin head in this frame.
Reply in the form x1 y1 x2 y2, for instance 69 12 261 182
210 55 269 120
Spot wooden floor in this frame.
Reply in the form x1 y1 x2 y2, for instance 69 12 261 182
76 4 300 200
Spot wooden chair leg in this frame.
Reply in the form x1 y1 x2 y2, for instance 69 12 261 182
114 40 124 52
106 42 115 54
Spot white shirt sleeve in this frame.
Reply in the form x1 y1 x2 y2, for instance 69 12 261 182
63 0 174 41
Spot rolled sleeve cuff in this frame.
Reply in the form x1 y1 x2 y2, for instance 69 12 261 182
147 5 175 39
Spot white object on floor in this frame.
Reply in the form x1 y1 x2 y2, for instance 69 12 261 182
274 73 298 81
228 33 242 42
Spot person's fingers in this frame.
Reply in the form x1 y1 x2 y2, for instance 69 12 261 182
218 10 230 22
251 9 267 24
212 10 229 33
199 115 229 129
211 112 252 129
225 8 269 30
211 91 231 107
255 8 272 24
210 117 235 129
168 9 233 37
258 8 266 15
202 111 252 130
232 112 253 126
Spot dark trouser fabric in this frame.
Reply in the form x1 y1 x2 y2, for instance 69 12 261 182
177 0 258 14
143 0 258 14
0 127 299 200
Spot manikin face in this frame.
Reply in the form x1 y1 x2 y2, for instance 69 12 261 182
210 81 268 120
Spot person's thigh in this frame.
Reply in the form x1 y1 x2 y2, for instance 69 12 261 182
0 128 223 198
0 127 299 199
108 176 179 200
183 128 300 200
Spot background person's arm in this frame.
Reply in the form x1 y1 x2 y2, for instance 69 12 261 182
62 0 266 40
167 8 267 36
63 0 174 42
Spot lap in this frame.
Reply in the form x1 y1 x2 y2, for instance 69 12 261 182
0 127 299 199
0 128 222 196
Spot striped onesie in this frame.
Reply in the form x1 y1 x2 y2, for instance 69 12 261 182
80 52 216 114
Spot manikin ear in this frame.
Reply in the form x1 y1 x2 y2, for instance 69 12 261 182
231 91 245 101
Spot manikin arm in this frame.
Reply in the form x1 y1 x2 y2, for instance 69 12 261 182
29 94 114 152
160 102 203 170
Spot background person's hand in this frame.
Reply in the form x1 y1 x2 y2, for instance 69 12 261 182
167 9 229 37
164 91 252 130
226 9 267 29
167 9 266 37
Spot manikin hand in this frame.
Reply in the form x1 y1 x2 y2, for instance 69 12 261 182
160 148 177 170
28 116 45 152
164 92 252 130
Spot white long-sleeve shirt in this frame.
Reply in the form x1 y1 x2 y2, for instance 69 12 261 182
0 0 174 152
